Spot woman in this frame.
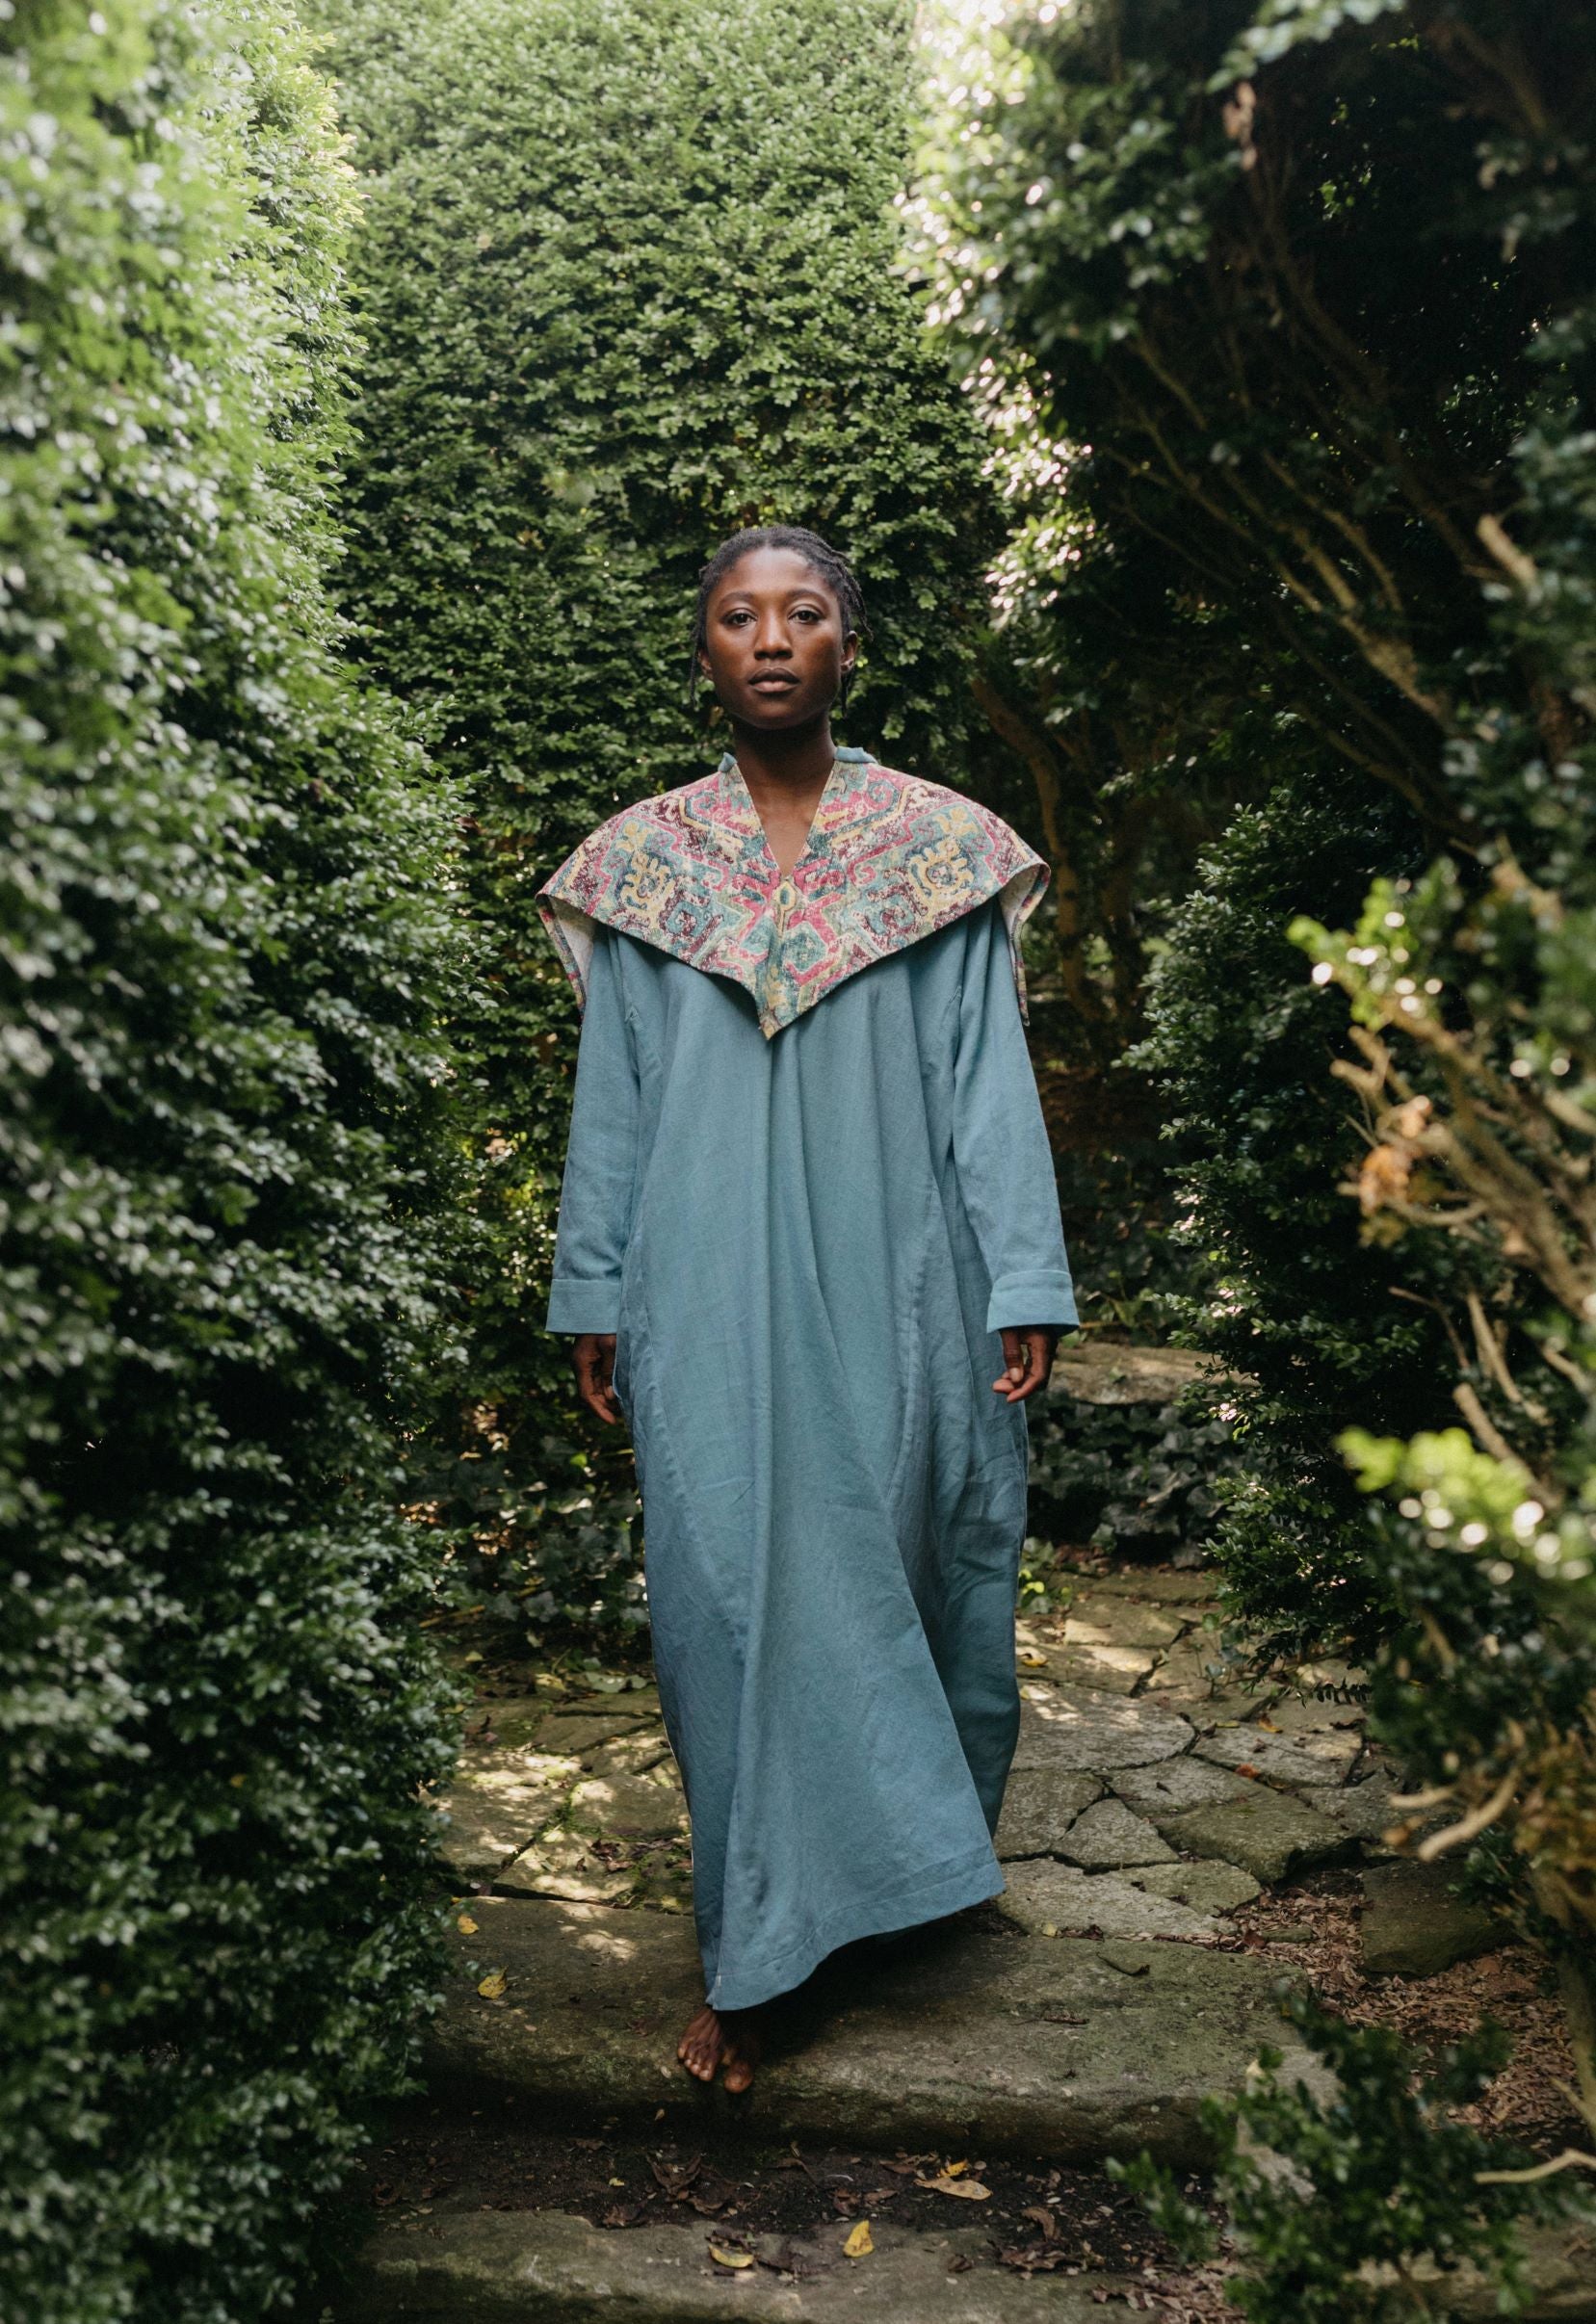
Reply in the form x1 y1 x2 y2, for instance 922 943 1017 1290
537 526 1075 2094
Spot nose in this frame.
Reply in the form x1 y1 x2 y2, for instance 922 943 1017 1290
752 613 793 659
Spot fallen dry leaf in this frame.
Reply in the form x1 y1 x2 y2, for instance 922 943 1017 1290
843 2220 874 2258
457 1914 479 1934
708 2243 753 2271
476 1970 506 1999
917 2175 991 2200
1021 2205 1059 2242
943 2159 970 2178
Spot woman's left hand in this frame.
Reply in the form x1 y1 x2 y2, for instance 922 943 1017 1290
991 1325 1059 1404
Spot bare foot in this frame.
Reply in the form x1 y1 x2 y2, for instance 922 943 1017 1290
676 2002 762 2092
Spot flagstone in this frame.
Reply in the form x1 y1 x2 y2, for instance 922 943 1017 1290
1059 1798 1176 1870
1013 1685 1193 1774
334 2206 1144 2323
1049 1642 1158 1694
1061 1590 1189 1650
425 1896 1304 2166
1153 1787 1349 1885
992 1768 1103 1859
1194 1721 1363 1788
997 1860 1216 1941
497 1829 636 1905
567 1765 689 1841
432 1754 581 1880
1112 1757 1254 1815
1127 1860 1261 1914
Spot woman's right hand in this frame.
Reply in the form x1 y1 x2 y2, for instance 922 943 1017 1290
573 1332 621 1425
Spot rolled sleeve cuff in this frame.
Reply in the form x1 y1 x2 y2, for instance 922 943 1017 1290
546 1276 623 1335
986 1269 1078 1334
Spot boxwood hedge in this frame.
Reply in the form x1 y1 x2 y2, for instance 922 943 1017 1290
1 6 464 2317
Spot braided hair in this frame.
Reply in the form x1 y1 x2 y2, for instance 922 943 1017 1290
687 525 869 716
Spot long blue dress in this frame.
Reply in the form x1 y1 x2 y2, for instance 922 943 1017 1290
543 761 1075 2012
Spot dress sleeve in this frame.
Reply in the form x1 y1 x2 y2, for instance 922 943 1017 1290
545 927 640 1335
953 899 1078 1335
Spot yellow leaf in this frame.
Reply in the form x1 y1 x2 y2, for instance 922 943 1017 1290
457 1914 479 1934
1017 1647 1049 1667
477 1970 507 1999
708 2245 754 2270
843 2220 874 2258
609 2177 626 2187
944 2159 970 2178
916 2176 991 2201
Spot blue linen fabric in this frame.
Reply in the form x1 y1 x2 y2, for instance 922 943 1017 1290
545 893 1076 2010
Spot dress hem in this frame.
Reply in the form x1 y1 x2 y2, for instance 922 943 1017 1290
704 1841 1005 2012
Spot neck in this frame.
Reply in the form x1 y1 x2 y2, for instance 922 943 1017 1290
725 713 837 799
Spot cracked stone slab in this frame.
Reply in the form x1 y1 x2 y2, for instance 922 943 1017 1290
567 1766 689 1842
1128 1860 1261 1914
331 2207 1144 2323
1194 1722 1363 1788
1140 1642 1228 1704
1061 1591 1189 1651
1060 1799 1175 1871
1112 1759 1253 1816
1046 1643 1157 1695
532 1710 665 1759
498 1831 636 1905
996 1861 1215 1941
1297 1771 1408 1853
1154 1788 1349 1885
432 1755 582 1880
1012 1685 1193 1775
581 1726 676 1779
428 1895 1298 2165
993 1768 1102 1859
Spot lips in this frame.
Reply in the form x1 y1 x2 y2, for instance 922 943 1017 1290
748 673 798 692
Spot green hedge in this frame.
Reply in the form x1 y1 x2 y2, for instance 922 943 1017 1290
310 0 1005 1637
1 6 462 2317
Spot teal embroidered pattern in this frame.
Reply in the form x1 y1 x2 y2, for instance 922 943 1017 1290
537 746 1049 1038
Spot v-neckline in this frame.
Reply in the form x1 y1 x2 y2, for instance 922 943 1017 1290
720 752 850 883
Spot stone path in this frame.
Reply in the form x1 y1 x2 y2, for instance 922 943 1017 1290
435 1569 1377 1945
326 1555 1594 2320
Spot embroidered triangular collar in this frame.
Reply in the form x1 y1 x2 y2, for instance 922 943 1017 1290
537 746 1049 1038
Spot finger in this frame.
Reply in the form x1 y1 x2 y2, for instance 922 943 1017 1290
575 1350 619 1425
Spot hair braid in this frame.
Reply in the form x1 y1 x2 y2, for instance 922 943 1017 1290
687 525 869 717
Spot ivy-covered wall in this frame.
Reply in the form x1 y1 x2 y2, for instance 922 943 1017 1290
310 0 1006 1634
1 6 463 2317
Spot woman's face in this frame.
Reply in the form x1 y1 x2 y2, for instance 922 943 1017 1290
698 546 856 730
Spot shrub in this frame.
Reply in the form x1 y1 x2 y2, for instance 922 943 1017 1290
0 5 462 2316
920 0 1596 2288
1116 1986 1581 2323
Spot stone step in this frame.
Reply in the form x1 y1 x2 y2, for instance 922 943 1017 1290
329 2208 1142 2323
429 1896 1303 2169
326 2204 1596 2324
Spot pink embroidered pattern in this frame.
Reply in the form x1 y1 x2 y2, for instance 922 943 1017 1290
537 748 1049 1039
